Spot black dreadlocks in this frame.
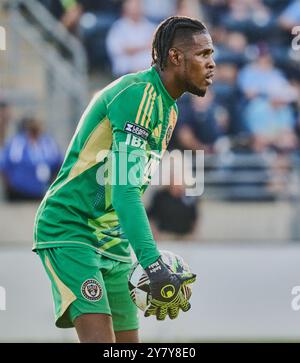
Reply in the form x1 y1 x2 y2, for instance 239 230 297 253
151 16 207 71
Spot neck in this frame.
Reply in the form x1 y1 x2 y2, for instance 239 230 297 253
155 66 185 100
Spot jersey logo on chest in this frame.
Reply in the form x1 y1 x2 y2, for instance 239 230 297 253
124 122 150 141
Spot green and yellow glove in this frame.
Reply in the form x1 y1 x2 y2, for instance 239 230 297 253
144 256 196 320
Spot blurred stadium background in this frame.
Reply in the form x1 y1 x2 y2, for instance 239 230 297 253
1 0 300 342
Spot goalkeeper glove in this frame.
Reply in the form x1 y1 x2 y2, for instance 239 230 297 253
144 256 196 320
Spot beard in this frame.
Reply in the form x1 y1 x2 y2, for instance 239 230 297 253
183 60 207 97
185 74 207 97
188 83 207 97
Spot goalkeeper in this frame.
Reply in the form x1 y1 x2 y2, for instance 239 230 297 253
33 16 215 343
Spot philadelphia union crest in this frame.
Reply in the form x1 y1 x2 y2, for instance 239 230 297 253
81 279 103 301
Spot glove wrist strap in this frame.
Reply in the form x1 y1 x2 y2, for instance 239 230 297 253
145 257 170 282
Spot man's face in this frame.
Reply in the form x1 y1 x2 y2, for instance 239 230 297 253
179 33 215 97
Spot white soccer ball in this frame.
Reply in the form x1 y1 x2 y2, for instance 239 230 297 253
128 250 192 311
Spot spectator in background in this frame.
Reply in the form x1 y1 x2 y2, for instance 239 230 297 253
79 0 123 19
0 116 62 201
175 0 203 19
0 101 11 148
221 0 273 41
106 0 156 76
148 152 198 240
212 62 245 136
238 44 294 100
208 27 247 136
41 0 123 33
142 0 175 24
148 182 198 239
278 0 300 32
79 0 123 68
214 31 249 67
39 0 83 33
172 90 231 154
41 0 123 67
243 88 298 153
202 0 229 26
142 0 203 25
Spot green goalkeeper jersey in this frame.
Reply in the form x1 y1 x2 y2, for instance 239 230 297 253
33 66 178 269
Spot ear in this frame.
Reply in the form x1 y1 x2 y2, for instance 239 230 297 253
168 48 184 67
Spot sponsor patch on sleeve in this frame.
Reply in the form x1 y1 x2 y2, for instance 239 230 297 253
124 122 150 141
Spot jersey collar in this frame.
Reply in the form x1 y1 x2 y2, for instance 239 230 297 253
151 66 176 107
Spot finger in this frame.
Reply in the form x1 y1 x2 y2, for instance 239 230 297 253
145 308 157 317
144 304 157 317
181 285 192 300
180 299 191 312
177 290 191 311
177 272 197 286
157 306 168 321
168 306 180 320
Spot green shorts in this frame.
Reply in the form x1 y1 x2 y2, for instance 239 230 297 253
37 246 139 332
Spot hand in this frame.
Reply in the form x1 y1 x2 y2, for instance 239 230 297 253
144 257 196 320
